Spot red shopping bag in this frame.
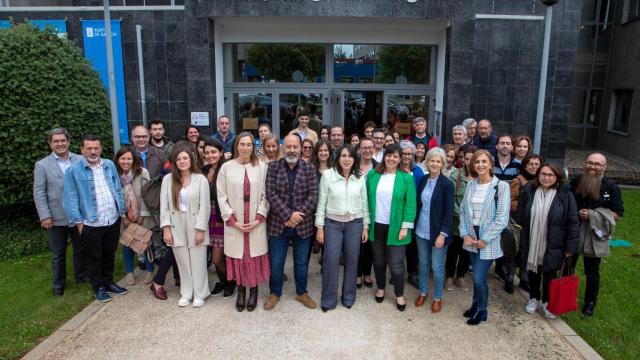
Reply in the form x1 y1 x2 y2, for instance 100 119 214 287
548 260 579 315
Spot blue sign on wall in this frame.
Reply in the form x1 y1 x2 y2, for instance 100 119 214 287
81 20 129 144
27 20 68 37
0 20 11 29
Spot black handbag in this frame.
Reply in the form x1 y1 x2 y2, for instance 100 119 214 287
494 185 521 257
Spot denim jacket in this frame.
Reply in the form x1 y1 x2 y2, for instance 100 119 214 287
63 158 126 225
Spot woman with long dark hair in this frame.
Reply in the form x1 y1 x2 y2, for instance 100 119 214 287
366 144 416 311
160 142 211 307
114 146 154 286
316 145 369 312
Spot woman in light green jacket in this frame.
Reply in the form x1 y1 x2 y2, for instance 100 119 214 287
366 144 416 311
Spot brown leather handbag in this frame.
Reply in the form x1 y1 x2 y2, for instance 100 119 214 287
120 223 152 253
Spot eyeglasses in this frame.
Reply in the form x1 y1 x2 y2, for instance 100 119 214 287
373 137 384 140
401 153 414 157
133 135 149 139
586 161 605 167
539 172 556 178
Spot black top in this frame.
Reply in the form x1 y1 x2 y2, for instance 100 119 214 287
570 175 624 217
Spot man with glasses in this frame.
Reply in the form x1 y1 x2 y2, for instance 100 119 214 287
471 119 498 158
372 128 386 163
570 153 624 317
34 128 86 296
131 125 167 178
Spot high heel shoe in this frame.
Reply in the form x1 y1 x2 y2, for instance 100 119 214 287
463 303 478 318
375 291 385 303
247 286 258 312
236 286 246 312
466 309 488 325
396 298 406 312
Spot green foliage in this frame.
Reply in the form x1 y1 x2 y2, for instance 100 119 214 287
246 43 324 82
377 45 431 84
0 23 112 207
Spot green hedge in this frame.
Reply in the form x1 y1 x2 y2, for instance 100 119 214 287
0 23 112 208
0 205 47 260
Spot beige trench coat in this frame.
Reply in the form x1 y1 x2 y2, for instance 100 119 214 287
159 173 211 248
217 160 269 259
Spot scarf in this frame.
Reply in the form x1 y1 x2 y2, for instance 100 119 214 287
527 187 556 273
120 171 139 221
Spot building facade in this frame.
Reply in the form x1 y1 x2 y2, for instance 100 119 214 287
1 0 587 164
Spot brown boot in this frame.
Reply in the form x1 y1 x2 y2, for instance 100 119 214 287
296 293 317 309
263 294 280 311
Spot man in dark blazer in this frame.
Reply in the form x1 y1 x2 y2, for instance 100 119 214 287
264 134 319 311
33 128 86 296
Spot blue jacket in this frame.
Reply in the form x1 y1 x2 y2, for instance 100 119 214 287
471 133 498 158
63 158 125 225
415 174 455 245
212 131 236 154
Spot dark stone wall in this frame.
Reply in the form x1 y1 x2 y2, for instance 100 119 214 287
0 9 188 142
1 0 584 161
596 3 640 163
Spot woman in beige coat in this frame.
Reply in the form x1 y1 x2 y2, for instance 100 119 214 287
217 132 270 312
160 143 211 308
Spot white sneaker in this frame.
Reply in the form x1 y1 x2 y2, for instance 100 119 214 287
192 298 205 308
539 302 556 319
178 297 191 307
525 298 539 314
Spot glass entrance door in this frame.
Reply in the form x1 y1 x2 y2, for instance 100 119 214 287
384 92 435 140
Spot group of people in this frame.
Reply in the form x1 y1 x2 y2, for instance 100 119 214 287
33 113 623 323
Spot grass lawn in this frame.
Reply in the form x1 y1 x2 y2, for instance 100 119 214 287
561 189 640 360
0 244 125 359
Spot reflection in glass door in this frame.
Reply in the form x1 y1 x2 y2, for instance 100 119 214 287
385 93 432 139
278 93 324 140
227 93 273 139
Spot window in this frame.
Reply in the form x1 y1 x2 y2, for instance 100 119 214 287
608 90 634 135
227 43 326 83
333 44 433 85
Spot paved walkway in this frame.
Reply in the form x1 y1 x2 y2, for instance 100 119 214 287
33 250 597 359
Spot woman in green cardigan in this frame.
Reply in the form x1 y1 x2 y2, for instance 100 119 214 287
366 144 417 311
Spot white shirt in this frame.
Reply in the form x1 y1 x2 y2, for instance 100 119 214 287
472 183 490 226
375 173 396 225
179 187 189 212
373 150 384 163
84 160 119 227
53 152 72 174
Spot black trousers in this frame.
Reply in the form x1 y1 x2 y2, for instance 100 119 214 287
405 233 418 274
528 267 556 303
82 219 121 292
371 223 406 297
154 247 180 286
357 241 373 277
48 225 88 290
572 254 601 305
445 235 469 278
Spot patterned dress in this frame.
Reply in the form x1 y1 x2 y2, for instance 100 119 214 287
208 206 224 249
225 170 270 287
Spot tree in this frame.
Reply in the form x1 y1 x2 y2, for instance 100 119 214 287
0 23 112 207
377 45 431 84
246 44 325 82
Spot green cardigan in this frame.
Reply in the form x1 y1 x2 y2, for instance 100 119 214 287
366 169 417 246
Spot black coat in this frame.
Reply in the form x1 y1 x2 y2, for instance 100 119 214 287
518 183 579 272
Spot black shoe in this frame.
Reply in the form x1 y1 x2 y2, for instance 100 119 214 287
247 286 258 312
223 281 236 299
95 287 112 303
236 286 246 312
375 292 385 303
321 306 330 313
463 304 478 318
408 273 419 290
105 283 128 295
504 281 515 294
467 310 488 325
342 303 352 309
582 302 595 317
397 301 406 312
211 282 225 296
364 280 373 288
53 288 64 297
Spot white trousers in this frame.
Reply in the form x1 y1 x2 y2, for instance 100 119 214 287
173 245 209 301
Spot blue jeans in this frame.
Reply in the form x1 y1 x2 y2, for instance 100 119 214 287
468 250 494 311
268 228 312 296
123 245 153 273
416 235 448 299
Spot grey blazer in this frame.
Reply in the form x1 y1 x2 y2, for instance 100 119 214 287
33 152 82 226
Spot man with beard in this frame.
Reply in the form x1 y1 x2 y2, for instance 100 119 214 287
264 134 319 310
570 153 624 317
471 119 498 158
148 118 174 158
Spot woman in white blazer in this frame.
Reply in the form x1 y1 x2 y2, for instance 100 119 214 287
160 142 211 308
217 132 270 312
